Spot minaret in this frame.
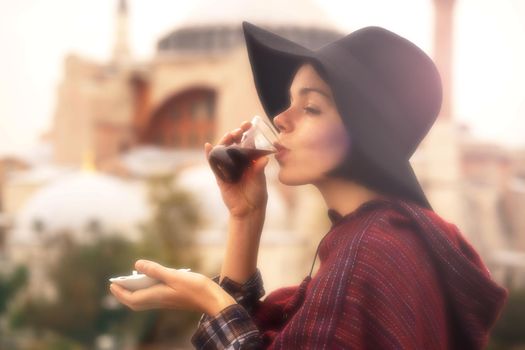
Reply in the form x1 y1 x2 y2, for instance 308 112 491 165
112 0 131 67
414 0 465 233
433 0 455 120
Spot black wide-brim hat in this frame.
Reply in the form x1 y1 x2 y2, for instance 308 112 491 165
242 21 442 209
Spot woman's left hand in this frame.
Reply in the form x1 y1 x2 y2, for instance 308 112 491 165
109 259 236 316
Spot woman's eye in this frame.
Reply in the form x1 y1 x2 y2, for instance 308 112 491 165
304 106 321 115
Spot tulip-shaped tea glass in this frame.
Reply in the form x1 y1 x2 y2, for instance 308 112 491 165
209 115 278 183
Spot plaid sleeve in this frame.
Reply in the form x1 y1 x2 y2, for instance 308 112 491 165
214 269 265 312
191 304 263 350
197 269 265 326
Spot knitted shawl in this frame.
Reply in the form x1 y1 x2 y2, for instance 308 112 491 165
252 199 508 349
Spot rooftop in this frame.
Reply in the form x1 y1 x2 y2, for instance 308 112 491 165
157 0 343 54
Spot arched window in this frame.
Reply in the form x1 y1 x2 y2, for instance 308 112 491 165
145 88 216 149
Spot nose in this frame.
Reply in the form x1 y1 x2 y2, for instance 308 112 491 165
273 108 293 133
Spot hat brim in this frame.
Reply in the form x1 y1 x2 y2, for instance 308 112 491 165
242 21 432 210
243 22 316 118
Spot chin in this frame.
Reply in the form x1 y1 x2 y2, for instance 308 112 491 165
277 169 315 186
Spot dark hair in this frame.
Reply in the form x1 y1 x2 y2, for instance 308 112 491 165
313 62 404 199
328 144 387 194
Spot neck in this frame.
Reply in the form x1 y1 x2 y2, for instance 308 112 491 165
314 177 384 217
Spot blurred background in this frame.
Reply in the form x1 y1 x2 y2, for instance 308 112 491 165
0 0 524 349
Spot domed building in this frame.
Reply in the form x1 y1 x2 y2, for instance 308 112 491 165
6 162 151 300
12 170 150 245
19 0 342 291
51 0 343 169
175 163 317 290
157 0 340 55
8 0 523 292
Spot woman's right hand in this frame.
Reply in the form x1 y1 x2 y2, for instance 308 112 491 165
205 121 270 220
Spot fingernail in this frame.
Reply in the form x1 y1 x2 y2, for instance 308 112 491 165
136 260 145 270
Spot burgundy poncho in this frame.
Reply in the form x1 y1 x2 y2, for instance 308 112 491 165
192 198 507 349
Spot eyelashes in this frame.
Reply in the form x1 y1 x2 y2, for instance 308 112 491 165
286 99 322 115
304 106 321 115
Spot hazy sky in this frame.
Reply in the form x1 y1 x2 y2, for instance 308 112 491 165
0 0 524 156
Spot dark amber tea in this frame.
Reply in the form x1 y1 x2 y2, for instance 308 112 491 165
209 145 275 183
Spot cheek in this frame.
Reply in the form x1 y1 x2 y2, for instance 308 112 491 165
303 125 350 167
279 122 350 184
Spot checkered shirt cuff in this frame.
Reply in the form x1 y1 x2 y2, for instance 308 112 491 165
191 304 262 349
199 269 264 323
216 269 265 311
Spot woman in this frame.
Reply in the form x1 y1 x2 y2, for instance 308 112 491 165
110 22 507 349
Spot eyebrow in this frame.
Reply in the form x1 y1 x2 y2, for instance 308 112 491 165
300 87 331 99
289 87 333 102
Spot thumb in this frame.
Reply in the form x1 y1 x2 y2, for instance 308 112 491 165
204 142 213 159
135 259 173 283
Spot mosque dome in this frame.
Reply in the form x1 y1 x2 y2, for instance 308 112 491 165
12 171 150 244
176 163 288 244
157 0 343 54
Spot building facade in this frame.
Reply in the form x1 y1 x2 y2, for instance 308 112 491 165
2 0 524 292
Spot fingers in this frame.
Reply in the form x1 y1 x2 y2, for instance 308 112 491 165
251 156 270 175
239 121 251 131
217 128 242 145
204 142 213 158
109 283 133 304
135 259 176 283
109 283 165 311
216 122 252 146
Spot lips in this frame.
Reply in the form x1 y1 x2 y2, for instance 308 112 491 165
273 142 290 162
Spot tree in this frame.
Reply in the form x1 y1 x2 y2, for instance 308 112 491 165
488 288 525 350
0 264 28 349
0 265 27 315
9 173 202 349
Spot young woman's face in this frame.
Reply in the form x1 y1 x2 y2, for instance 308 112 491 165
273 63 351 185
